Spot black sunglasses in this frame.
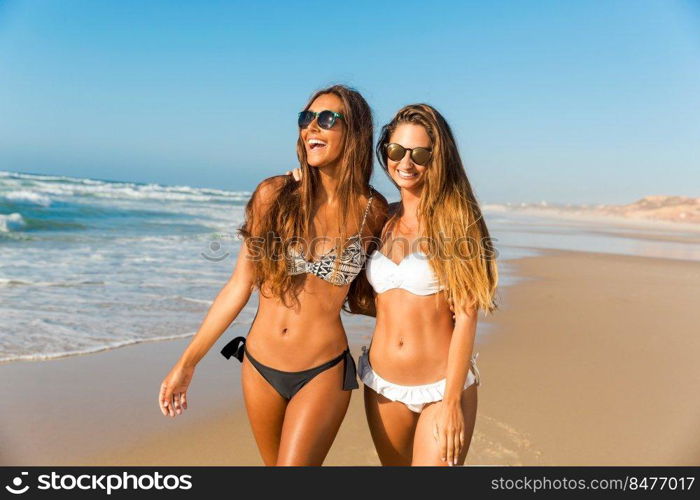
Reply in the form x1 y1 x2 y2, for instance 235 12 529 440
385 143 432 166
298 110 344 130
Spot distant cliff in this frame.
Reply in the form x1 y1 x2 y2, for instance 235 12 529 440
599 196 700 224
484 196 700 224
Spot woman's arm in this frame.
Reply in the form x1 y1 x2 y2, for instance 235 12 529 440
159 176 282 417
176 176 284 367
434 300 478 465
177 241 255 368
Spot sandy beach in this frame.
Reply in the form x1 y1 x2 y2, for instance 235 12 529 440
2 0 700 471
2 247 700 466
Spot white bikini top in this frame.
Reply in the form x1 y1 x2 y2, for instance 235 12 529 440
365 249 445 295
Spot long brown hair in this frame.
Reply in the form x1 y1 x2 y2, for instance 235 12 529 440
376 104 498 313
239 84 376 308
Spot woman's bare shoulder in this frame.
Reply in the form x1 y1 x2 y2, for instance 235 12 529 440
365 188 389 217
367 187 389 210
254 175 289 197
387 201 401 216
252 175 289 203
359 188 389 238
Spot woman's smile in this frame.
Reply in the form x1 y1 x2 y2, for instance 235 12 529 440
396 168 419 179
307 138 327 150
387 123 431 189
300 93 345 168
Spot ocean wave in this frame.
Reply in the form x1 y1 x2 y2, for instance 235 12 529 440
0 213 26 232
0 171 78 182
0 331 196 365
3 190 52 207
29 182 248 203
1 170 251 204
0 277 106 287
21 218 87 232
171 295 213 305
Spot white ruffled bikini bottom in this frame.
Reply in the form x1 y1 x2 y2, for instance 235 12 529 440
358 346 481 413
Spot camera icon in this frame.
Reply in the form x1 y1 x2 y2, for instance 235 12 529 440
200 233 235 262
5 472 29 494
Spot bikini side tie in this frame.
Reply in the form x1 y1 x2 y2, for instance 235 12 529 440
221 336 246 362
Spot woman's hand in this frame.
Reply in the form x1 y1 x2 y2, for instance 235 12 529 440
159 362 195 418
284 167 302 182
433 399 465 466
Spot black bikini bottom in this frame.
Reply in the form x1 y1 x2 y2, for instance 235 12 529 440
221 336 358 400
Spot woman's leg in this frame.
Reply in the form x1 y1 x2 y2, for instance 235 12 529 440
241 356 288 465
411 384 478 466
275 360 351 465
363 385 420 466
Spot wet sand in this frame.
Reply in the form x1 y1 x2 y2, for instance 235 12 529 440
2 248 699 465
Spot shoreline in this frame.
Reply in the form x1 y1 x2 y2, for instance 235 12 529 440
475 248 700 465
2 248 699 465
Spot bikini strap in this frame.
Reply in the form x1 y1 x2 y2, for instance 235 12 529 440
358 186 375 236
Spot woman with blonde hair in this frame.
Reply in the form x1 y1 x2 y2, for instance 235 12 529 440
358 103 498 466
158 84 387 465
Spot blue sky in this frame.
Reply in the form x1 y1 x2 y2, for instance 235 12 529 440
0 0 698 204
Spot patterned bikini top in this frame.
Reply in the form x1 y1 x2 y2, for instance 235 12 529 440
286 190 375 287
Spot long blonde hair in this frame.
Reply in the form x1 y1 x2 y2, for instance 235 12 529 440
376 104 498 313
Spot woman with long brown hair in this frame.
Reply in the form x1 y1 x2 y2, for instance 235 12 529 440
158 84 387 465
358 104 498 466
